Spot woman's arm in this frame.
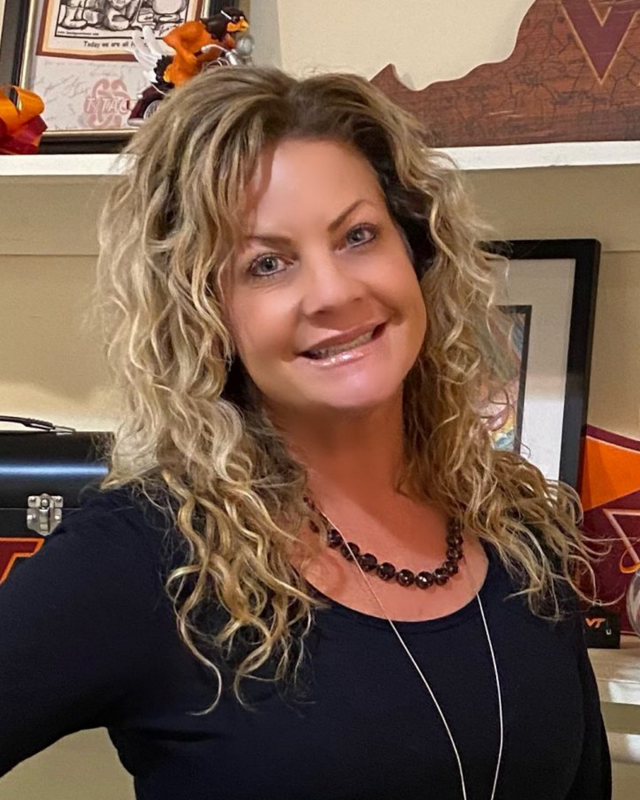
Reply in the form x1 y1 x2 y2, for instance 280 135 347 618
0 494 161 775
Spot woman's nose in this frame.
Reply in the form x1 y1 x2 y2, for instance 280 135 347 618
298 250 365 316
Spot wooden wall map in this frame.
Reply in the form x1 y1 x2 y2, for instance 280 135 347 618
371 0 640 146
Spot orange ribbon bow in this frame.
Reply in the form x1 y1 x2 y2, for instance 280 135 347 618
0 86 47 155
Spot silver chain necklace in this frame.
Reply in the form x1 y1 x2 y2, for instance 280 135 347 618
313 505 504 800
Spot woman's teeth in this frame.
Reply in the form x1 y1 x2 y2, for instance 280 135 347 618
306 329 375 360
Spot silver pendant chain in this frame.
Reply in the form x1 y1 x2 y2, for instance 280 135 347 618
314 506 504 800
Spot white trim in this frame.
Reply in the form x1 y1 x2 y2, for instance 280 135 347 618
2 141 640 178
0 153 126 178
441 141 640 171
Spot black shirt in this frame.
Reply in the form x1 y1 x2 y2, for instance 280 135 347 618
0 488 611 799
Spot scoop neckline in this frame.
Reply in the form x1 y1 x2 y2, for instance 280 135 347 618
306 542 500 634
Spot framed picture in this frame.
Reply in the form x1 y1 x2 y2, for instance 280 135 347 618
487 239 600 489
484 303 532 455
0 0 232 153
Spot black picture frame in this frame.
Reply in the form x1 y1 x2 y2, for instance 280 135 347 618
488 239 600 488
0 0 230 154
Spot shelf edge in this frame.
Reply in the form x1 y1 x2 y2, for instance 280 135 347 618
442 140 640 170
2 141 640 178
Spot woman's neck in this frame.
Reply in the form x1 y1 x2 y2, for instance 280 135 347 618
267 391 406 506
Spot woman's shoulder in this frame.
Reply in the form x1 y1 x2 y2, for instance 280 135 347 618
72 482 174 534
486 538 585 649
42 482 182 583
0 484 179 653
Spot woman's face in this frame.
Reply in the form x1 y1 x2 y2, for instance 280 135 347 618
224 137 427 418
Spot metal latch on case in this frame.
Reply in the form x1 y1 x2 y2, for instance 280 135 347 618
26 494 64 537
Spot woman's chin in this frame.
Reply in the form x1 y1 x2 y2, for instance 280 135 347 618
303 383 402 417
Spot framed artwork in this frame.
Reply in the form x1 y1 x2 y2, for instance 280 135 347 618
487 239 600 488
0 0 231 153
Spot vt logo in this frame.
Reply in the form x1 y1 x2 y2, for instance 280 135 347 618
0 538 43 583
561 0 640 81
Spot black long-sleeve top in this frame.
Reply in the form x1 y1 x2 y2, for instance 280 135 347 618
0 487 611 799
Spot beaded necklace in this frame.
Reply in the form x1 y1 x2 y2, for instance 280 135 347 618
306 498 504 800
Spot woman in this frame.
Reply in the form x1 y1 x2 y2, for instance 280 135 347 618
0 66 610 799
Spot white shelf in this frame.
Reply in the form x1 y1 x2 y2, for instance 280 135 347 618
2 141 640 256
0 153 125 180
1 140 639 178
445 140 640 171
590 636 640 706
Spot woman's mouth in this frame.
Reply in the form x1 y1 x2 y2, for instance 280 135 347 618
300 323 386 366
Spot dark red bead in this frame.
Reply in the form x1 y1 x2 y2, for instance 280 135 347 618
377 562 396 581
396 569 415 587
416 571 435 589
358 553 378 571
445 559 459 575
326 528 343 548
434 568 449 586
446 547 460 559
340 542 360 561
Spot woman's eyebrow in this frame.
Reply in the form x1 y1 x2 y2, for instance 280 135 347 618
327 198 367 233
246 198 370 245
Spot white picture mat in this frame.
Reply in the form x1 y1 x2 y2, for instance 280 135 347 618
497 258 576 481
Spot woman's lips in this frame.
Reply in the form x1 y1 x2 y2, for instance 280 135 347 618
298 322 387 368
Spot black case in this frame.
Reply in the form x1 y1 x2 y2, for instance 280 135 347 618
582 605 621 649
0 416 112 581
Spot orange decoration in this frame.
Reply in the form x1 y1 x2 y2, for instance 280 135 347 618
161 14 249 87
579 426 640 632
580 433 640 512
619 553 640 575
0 86 47 155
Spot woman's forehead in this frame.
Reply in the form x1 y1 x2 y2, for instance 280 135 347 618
242 139 384 227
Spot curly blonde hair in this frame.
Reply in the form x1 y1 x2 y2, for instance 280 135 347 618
93 65 592 713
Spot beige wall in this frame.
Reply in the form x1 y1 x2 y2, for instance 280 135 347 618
589 252 640 438
0 254 115 431
251 0 538 86
1 1 638 798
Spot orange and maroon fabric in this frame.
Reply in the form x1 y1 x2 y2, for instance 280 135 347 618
0 86 46 155
580 425 640 633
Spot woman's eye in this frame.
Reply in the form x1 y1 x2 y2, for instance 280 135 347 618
345 224 378 247
249 254 286 279
246 226 376 279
